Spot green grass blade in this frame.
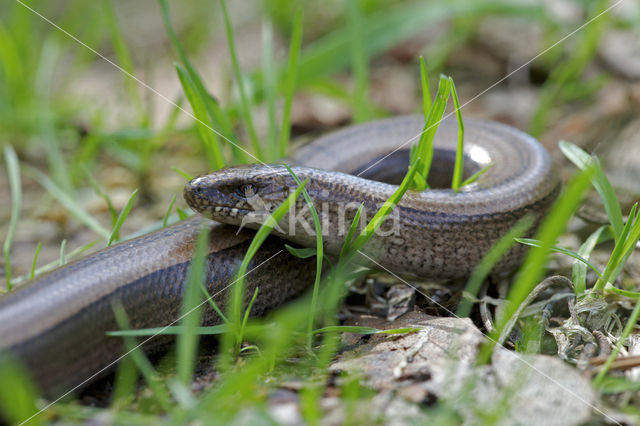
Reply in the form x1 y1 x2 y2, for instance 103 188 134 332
457 215 534 318
283 164 324 347
162 194 177 228
515 238 603 281
176 207 190 221
107 189 138 247
339 203 364 258
35 38 74 195
559 140 623 238
171 166 193 181
347 0 371 122
296 2 532 87
529 0 609 137
572 225 611 295
177 226 210 385
107 324 232 337
112 303 172 410
594 203 640 292
84 167 118 226
460 163 493 187
487 167 595 354
111 354 137 409
3 145 21 291
11 240 98 286
410 75 451 190
419 56 431 119
59 239 67 266
607 208 640 286
605 286 640 299
285 245 317 259
278 6 303 158
313 326 419 335
449 76 465 192
27 167 110 240
349 159 420 254
175 63 225 170
0 355 40 426
158 0 243 163
101 0 146 124
29 242 41 281
197 280 229 325
220 0 262 159
262 20 278 161
223 178 309 361
239 287 260 348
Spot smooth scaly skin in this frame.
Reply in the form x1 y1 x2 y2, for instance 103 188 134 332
186 116 560 278
0 115 558 398
0 218 316 397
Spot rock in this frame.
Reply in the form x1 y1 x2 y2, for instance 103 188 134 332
329 310 597 426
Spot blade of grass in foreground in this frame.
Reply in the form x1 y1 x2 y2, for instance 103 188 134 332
283 165 324 348
29 242 42 281
0 355 40 426
313 326 419 335
84 167 118 227
11 240 98 286
295 2 540 87
26 167 110 240
111 352 137 409
175 63 226 170
457 215 535 318
3 145 21 291
262 20 278 162
107 189 138 247
162 195 177 228
221 178 309 364
278 7 303 158
108 324 231 337
347 0 371 122
516 238 605 282
572 226 610 295
347 158 420 255
112 303 172 411
298 157 422 420
410 75 451 190
480 167 595 360
158 0 244 164
176 226 210 385
101 0 147 124
220 0 262 159
594 203 640 293
559 141 623 238
196 155 420 419
449 77 465 192
419 56 431 118
339 203 364 258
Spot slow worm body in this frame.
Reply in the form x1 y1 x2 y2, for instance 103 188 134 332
186 116 559 278
0 116 559 397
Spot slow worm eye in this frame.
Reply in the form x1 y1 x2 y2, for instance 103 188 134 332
236 183 257 198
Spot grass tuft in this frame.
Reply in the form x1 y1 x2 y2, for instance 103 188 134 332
410 74 451 191
107 189 138 247
277 6 303 158
176 226 210 385
221 178 309 364
481 167 595 359
220 0 262 159
346 0 371 122
283 164 325 348
2 145 21 291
